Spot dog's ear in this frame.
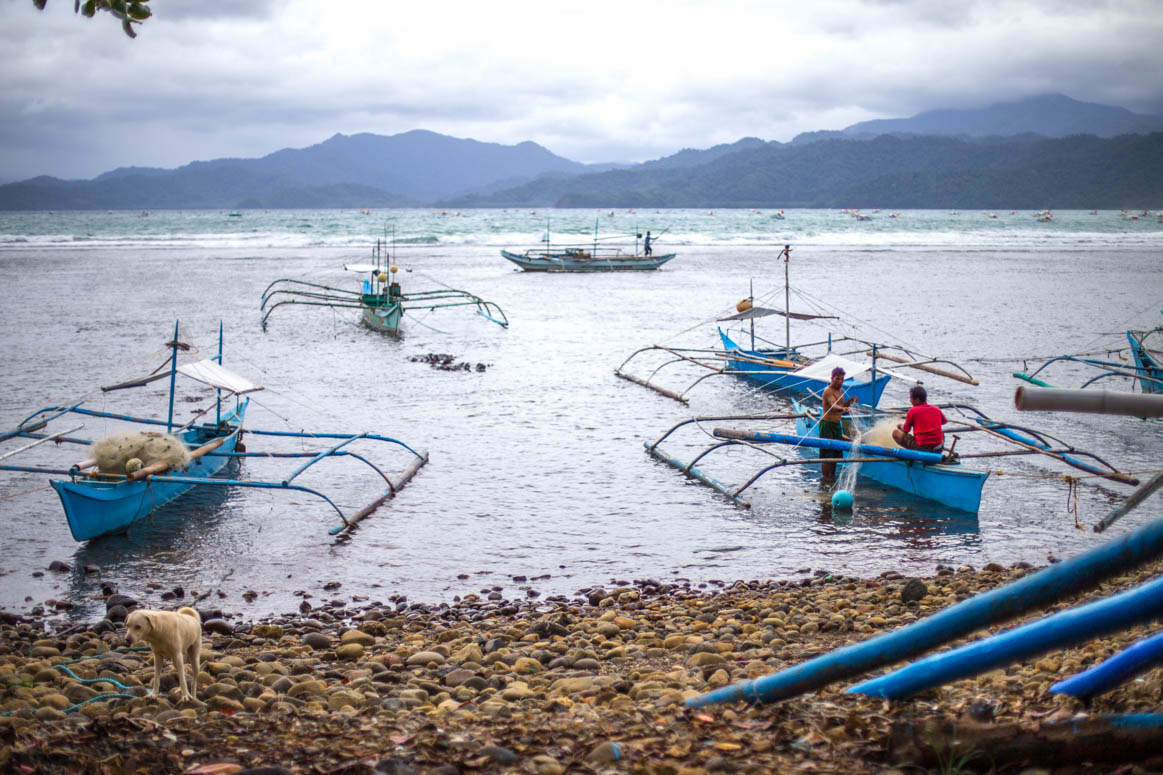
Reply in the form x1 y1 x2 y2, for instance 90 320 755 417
143 612 156 632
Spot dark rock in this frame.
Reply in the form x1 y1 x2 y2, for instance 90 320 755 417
375 759 418 775
82 564 99 574
105 594 139 611
106 605 129 622
301 632 331 649
481 745 519 764
901 579 928 604
202 618 235 636
48 560 71 572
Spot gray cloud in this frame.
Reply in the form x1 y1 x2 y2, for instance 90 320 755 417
1 0 1160 180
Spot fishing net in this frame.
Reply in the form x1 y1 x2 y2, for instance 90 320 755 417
92 431 191 475
860 418 901 448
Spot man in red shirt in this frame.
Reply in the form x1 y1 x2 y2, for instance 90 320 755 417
892 384 946 453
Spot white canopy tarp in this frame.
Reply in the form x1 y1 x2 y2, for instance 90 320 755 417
177 359 263 395
791 353 915 384
344 263 380 273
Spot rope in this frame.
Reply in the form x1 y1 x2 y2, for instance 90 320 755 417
0 484 53 501
1064 475 1083 529
0 646 152 716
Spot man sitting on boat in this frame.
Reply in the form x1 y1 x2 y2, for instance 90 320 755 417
820 366 859 481
893 384 946 453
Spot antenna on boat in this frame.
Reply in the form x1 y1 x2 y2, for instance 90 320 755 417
593 216 599 257
783 245 791 356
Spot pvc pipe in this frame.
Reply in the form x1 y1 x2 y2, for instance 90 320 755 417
713 428 942 464
1050 630 1163 699
687 512 1163 707
1015 386 1163 417
848 573 1163 699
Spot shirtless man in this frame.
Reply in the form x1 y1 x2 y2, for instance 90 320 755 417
820 367 858 482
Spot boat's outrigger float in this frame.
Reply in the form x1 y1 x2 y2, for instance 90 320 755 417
644 401 1138 513
261 239 508 335
616 247 977 406
0 323 428 541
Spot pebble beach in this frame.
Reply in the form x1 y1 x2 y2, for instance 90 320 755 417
4 560 1163 774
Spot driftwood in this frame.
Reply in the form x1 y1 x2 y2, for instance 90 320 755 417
890 716 1163 771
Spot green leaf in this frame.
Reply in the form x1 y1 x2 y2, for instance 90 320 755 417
127 2 150 20
121 17 136 38
80 0 97 17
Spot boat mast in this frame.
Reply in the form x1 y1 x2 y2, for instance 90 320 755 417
216 321 223 425
783 245 791 356
166 320 179 433
749 279 756 350
593 216 599 256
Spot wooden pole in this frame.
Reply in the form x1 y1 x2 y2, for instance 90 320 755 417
869 350 980 385
128 437 225 482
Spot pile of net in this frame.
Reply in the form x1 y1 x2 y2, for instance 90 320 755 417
92 431 191 475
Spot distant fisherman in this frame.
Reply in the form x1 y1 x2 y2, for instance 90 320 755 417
893 384 946 453
644 231 653 256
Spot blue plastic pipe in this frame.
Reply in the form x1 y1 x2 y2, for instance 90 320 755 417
1050 629 1163 699
687 512 1163 707
849 573 1163 699
712 429 943 464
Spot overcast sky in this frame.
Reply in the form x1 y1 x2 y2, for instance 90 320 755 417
2 0 1162 181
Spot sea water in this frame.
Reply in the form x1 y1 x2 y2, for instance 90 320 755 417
0 208 1161 621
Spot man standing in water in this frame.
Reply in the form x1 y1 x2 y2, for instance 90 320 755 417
893 384 946 453
820 367 858 482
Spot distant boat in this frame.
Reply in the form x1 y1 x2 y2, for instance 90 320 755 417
502 218 676 272
262 238 508 335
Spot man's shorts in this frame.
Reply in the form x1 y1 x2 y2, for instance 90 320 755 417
898 432 942 454
818 419 845 460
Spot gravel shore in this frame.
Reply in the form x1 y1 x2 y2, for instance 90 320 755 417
3 561 1162 774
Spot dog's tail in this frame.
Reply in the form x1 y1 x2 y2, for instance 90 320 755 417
178 606 201 622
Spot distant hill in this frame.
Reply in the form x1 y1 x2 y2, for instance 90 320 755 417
839 94 1163 140
452 132 1163 209
3 96 1162 210
0 130 595 210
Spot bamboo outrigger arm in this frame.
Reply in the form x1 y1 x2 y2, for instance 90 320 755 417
943 405 1139 486
615 345 728 404
865 348 979 385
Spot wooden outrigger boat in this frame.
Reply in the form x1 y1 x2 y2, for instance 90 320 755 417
501 219 676 272
644 401 1137 512
617 246 977 406
0 323 428 541
1013 326 1162 394
261 239 508 335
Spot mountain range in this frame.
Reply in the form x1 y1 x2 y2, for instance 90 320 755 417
2 94 1161 210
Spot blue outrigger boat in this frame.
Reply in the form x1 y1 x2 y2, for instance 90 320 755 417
644 401 1137 512
617 246 977 406
502 219 676 272
261 239 508 335
0 323 428 540
1013 326 1163 394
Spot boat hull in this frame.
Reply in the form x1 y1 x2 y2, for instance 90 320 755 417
794 411 987 512
361 301 403 334
500 250 676 272
53 404 246 541
1127 330 1162 394
720 331 891 407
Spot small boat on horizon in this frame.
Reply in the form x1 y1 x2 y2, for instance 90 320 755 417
501 218 676 272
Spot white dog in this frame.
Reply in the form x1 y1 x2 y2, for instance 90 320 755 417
125 606 203 704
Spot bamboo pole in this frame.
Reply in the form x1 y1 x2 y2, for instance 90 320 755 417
868 350 979 385
128 437 225 482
